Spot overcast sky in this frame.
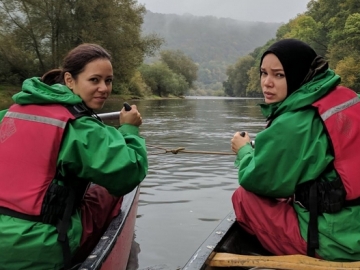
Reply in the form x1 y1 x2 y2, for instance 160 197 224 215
136 0 311 23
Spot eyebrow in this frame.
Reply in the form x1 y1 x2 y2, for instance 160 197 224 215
90 74 114 78
260 67 284 72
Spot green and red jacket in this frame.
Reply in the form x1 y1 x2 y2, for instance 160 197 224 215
0 77 148 269
235 69 360 261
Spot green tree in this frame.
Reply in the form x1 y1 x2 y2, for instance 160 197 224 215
0 0 162 94
246 67 262 97
139 63 188 97
160 50 198 88
332 13 360 91
335 55 360 91
222 79 234 97
226 0 360 97
328 12 360 64
278 15 327 56
224 55 255 97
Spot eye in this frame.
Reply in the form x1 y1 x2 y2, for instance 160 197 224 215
90 78 99 83
276 73 285 78
105 78 113 84
260 70 267 76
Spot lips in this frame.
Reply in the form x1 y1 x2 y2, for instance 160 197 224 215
94 96 107 100
263 91 275 99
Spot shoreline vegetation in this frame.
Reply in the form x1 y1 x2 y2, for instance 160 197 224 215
0 85 184 107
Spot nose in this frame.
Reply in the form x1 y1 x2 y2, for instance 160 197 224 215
263 75 274 87
98 81 109 92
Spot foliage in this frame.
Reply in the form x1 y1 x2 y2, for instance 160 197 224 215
0 0 162 95
142 11 281 93
335 55 360 91
138 62 188 97
225 55 255 97
246 67 261 97
138 49 198 96
160 50 198 88
127 70 150 97
224 0 360 96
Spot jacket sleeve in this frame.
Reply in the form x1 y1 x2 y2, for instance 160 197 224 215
57 117 148 197
235 110 334 198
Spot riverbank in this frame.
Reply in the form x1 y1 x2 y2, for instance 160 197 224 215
0 85 183 107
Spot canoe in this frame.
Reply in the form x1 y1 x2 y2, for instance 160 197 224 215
182 211 360 270
182 211 271 270
76 186 140 270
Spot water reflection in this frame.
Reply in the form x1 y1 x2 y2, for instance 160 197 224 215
103 97 265 269
126 235 141 270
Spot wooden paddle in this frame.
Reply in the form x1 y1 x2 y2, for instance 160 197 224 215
207 252 360 270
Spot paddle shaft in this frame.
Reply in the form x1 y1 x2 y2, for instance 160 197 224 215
97 102 131 120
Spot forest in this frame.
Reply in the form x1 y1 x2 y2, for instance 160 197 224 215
0 0 359 98
141 11 281 95
223 0 360 97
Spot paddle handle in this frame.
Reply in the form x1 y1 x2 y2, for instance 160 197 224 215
240 131 255 148
123 102 132 111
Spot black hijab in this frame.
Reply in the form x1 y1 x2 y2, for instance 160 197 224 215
260 39 328 96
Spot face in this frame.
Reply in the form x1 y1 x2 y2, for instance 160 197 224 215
260 53 287 104
64 59 113 110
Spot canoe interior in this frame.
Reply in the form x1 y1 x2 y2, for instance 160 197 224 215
182 211 272 270
75 186 140 270
207 222 272 270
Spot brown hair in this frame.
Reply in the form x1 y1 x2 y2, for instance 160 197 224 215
41 43 112 85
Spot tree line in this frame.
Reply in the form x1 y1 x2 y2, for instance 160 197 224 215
0 0 198 97
1 0 359 98
142 11 281 94
224 0 360 97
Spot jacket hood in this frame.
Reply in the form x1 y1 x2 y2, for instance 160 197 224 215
12 77 82 105
260 69 341 119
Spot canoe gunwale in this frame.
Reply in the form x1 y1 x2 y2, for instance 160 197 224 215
182 211 236 270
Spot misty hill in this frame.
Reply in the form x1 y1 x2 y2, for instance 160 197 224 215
142 11 282 90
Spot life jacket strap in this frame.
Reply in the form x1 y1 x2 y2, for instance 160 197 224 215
307 182 319 257
57 188 76 270
65 103 102 121
65 103 91 119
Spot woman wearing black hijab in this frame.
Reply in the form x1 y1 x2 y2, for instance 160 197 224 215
231 39 360 261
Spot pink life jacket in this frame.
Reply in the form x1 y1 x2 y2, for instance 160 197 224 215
0 103 75 215
312 85 360 200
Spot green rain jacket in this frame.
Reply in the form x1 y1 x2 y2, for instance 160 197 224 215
0 77 148 269
235 69 360 261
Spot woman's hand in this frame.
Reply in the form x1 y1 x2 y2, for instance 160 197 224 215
119 105 142 127
231 131 250 154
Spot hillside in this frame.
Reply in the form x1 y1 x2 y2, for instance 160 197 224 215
142 11 282 90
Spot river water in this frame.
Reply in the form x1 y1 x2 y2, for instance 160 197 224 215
0 96 266 269
102 97 266 269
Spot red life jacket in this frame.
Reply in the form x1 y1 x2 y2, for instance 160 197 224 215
312 85 360 200
306 86 360 257
0 104 76 215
